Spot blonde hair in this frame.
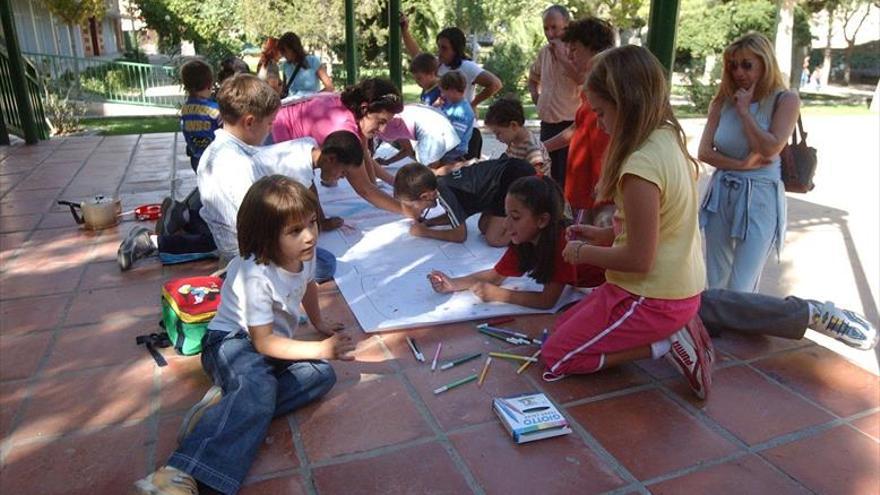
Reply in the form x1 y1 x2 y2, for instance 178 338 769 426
715 32 788 104
586 45 699 201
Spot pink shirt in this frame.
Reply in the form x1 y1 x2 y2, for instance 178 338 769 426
379 116 414 141
271 93 361 145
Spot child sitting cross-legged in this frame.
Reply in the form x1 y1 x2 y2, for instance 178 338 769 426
428 176 604 308
484 96 551 177
438 70 474 165
133 175 355 495
393 158 534 246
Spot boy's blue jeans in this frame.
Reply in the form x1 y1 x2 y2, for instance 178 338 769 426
167 330 336 494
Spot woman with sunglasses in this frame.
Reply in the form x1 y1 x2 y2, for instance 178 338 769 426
697 32 800 292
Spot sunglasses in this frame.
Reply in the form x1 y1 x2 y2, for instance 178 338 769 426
727 60 755 71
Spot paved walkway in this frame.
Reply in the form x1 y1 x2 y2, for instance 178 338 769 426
0 119 878 494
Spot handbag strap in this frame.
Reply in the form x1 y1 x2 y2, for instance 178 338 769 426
773 91 806 146
282 63 303 97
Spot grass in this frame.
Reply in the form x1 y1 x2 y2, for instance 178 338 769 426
81 115 179 136
78 90 871 136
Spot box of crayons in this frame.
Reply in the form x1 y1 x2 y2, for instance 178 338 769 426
492 392 572 444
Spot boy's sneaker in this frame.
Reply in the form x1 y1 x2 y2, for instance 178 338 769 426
117 227 156 271
812 301 879 350
157 197 187 236
176 385 222 444
665 316 715 400
134 466 198 495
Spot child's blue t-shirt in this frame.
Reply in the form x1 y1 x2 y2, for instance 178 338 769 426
180 96 221 160
441 100 474 154
419 86 441 106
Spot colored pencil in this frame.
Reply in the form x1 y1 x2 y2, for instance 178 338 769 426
516 349 542 374
476 323 530 340
430 342 442 371
489 352 539 363
439 352 482 370
483 317 514 326
406 336 425 362
478 328 520 345
477 357 493 386
433 374 478 395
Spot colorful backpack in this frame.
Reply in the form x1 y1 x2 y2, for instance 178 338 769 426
160 276 223 355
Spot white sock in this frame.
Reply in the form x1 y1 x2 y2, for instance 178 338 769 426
651 338 672 360
149 234 159 249
806 300 822 329
182 210 190 223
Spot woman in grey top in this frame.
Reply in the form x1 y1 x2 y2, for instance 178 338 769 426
698 32 800 292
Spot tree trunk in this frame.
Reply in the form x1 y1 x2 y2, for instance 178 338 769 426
821 10 833 88
775 0 795 85
844 41 854 85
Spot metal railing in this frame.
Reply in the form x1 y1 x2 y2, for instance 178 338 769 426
0 44 50 141
23 52 184 108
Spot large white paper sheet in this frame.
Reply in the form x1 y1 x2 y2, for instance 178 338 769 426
316 146 584 333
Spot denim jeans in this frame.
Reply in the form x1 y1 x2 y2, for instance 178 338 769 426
167 330 336 494
314 247 336 283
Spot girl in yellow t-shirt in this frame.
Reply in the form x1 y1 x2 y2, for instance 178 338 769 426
543 45 714 399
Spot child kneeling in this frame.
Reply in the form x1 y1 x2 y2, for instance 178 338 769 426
542 46 713 399
134 176 355 495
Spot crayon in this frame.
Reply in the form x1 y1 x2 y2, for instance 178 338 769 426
431 342 442 371
477 357 493 386
489 352 539 363
476 323 529 340
478 328 521 345
516 349 542 374
439 352 482 370
433 373 478 395
406 336 425 362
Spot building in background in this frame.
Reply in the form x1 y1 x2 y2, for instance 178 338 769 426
7 0 124 58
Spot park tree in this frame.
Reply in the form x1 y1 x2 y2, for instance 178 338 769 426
134 0 245 61
802 0 878 86
40 0 107 57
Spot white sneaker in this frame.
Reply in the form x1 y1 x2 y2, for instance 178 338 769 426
665 317 714 400
812 301 879 351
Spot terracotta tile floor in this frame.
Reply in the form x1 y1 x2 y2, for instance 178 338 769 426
1 135 878 495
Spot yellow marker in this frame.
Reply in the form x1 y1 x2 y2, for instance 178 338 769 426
516 349 542 375
489 352 538 363
478 356 493 386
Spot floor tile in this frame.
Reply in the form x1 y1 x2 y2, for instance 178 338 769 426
381 320 522 371
0 231 28 265
158 355 213 415
0 332 53 381
669 366 834 445
850 412 879 440
0 293 71 335
754 347 880 417
403 357 537 431
450 422 625 495
0 381 27 439
713 332 815 361
0 265 86 300
0 196 55 216
79 260 165 290
296 375 433 462
0 423 148 495
64 281 158 327
761 425 880 495
37 210 82 230
312 441 471 495
42 318 154 375
648 454 811 495
240 474 307 495
13 360 154 440
530 363 649 404
0 213 41 233
567 389 738 480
